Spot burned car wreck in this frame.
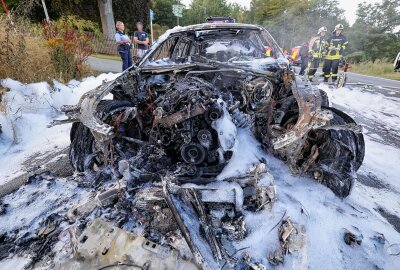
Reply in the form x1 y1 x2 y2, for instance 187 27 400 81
49 23 365 269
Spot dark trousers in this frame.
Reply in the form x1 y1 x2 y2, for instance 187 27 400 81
307 58 321 79
299 58 308 75
323 59 340 81
119 49 132 71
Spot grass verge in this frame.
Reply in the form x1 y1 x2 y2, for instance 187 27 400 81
350 61 400 80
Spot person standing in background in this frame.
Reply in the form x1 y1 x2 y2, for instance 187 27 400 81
134 22 149 59
323 24 348 82
115 21 132 71
299 42 309 76
307 26 328 81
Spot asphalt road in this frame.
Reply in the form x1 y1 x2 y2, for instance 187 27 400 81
88 56 122 73
347 71 400 90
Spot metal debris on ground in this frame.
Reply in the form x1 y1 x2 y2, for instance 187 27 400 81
269 217 306 265
57 219 199 270
344 228 363 246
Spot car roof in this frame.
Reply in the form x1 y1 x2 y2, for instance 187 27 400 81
166 23 263 34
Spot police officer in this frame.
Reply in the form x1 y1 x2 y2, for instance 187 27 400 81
115 21 132 71
307 26 327 81
323 24 348 82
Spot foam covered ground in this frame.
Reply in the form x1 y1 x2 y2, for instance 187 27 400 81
0 73 119 185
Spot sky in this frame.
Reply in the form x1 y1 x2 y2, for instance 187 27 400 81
180 0 381 26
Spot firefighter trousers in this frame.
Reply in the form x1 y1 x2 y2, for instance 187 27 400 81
307 58 321 80
323 59 340 81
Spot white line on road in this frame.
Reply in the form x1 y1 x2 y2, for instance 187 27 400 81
347 72 400 83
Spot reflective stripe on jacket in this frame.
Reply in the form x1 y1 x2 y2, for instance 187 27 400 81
325 33 348 60
309 36 327 59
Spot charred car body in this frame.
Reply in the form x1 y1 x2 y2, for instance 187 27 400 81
51 23 365 269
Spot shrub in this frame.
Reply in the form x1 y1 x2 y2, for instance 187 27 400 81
0 15 55 83
42 16 98 82
346 51 366 64
152 23 170 40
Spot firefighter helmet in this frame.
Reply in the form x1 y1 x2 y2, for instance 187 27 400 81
334 24 344 31
318 26 327 34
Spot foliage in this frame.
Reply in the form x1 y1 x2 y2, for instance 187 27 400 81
345 51 366 64
5 0 150 34
4 0 400 64
152 23 169 40
42 16 95 82
51 15 100 34
248 0 348 50
151 0 176 28
348 0 400 62
182 0 232 25
113 0 150 33
0 14 55 83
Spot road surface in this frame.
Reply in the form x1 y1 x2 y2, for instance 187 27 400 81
88 56 122 73
347 72 400 90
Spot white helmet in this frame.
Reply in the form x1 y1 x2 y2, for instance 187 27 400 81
318 26 327 34
334 24 344 31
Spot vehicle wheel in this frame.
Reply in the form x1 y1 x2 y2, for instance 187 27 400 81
305 108 365 197
69 100 137 172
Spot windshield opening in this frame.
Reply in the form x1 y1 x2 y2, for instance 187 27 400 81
143 27 287 71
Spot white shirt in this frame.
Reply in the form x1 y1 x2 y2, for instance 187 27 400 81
115 31 131 46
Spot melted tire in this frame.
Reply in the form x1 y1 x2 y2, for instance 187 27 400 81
313 108 365 197
69 100 133 172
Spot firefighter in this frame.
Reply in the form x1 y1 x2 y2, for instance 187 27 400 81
323 24 348 82
307 26 327 81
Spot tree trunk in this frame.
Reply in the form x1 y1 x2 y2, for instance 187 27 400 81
98 0 115 37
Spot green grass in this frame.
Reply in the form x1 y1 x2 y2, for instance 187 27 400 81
350 61 400 80
92 53 121 61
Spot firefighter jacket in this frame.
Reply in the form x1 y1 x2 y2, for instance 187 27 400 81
325 33 348 60
309 35 327 59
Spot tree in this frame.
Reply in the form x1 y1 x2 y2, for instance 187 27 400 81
98 0 115 36
151 0 176 29
182 0 231 25
228 3 248 23
348 0 400 62
248 0 347 50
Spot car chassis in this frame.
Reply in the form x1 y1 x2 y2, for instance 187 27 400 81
49 23 365 269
